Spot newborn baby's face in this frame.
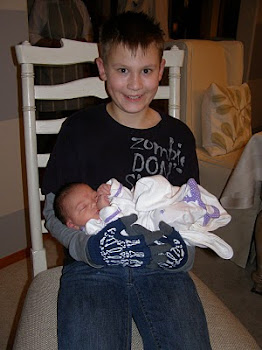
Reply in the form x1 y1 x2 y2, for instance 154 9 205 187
66 184 100 228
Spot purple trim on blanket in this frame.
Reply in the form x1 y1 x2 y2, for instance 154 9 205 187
104 208 122 224
203 205 220 226
114 183 123 198
183 178 220 226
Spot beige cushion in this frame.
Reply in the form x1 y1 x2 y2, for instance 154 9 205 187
217 40 244 86
197 147 244 198
13 267 260 350
197 147 243 169
202 83 251 156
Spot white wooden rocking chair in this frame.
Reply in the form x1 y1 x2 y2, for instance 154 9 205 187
13 39 259 349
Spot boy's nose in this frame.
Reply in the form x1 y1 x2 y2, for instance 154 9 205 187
127 73 142 91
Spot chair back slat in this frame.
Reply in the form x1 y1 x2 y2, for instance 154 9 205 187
36 119 66 134
37 154 50 168
16 39 99 65
35 77 107 100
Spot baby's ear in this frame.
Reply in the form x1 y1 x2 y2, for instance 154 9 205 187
67 220 79 230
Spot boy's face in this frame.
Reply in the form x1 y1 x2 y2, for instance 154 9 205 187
96 43 165 123
65 184 100 229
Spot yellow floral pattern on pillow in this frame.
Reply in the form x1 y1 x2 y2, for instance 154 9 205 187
202 83 252 156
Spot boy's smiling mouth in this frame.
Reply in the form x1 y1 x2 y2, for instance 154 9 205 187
126 95 142 100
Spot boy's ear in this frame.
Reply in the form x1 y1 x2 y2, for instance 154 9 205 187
158 58 166 81
96 57 107 81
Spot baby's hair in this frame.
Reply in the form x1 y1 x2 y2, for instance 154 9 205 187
54 182 85 224
99 11 164 61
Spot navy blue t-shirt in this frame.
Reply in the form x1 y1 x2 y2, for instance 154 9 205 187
42 103 199 194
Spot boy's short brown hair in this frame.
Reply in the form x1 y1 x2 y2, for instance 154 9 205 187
99 11 164 62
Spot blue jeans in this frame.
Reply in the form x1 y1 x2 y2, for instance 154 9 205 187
58 262 211 350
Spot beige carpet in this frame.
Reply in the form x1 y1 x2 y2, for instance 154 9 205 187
0 236 261 350
0 236 63 350
0 259 30 350
192 248 262 349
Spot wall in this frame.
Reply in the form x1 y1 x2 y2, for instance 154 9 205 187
0 0 29 258
237 0 261 81
237 0 262 132
249 0 262 79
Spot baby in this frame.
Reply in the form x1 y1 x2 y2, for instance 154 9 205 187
54 175 233 259
54 182 112 230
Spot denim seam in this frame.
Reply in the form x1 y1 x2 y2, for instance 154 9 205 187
133 284 162 349
126 284 132 350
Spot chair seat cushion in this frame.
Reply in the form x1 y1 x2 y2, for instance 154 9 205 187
196 147 244 198
197 146 243 169
13 266 260 350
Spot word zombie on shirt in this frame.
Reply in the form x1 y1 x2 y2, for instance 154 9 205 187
126 137 185 187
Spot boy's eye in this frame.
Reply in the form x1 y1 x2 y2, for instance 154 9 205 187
118 68 127 74
143 68 151 74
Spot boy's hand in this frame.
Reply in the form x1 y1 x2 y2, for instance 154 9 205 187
126 222 193 271
151 222 193 270
86 214 152 267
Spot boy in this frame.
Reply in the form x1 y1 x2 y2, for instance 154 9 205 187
43 11 212 349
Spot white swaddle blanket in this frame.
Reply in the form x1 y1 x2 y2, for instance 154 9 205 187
86 175 233 259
